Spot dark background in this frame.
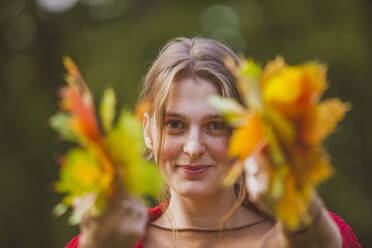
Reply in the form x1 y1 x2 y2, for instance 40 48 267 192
0 0 371 247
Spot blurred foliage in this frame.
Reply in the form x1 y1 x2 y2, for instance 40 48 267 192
211 57 350 230
0 0 371 247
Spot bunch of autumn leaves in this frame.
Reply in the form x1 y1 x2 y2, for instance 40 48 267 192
51 57 163 224
210 56 349 230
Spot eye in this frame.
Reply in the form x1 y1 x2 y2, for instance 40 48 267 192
206 120 230 135
165 119 185 134
208 121 225 130
167 120 182 129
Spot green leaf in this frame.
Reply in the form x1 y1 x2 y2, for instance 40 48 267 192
265 108 295 145
262 121 286 167
270 166 288 199
124 161 164 199
50 112 77 142
208 95 246 126
106 110 144 165
100 88 116 133
106 109 164 199
240 59 261 78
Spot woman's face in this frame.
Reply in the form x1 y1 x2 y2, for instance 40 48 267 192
158 76 234 199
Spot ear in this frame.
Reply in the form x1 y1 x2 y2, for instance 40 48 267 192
143 112 153 149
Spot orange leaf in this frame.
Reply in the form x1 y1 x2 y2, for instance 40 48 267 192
229 111 264 160
135 101 151 121
262 62 327 118
303 98 350 146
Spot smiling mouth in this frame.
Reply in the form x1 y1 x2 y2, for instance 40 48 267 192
177 165 212 176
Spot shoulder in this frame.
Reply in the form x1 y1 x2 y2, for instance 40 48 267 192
65 234 80 248
327 211 361 248
148 204 164 221
64 205 163 248
260 210 361 248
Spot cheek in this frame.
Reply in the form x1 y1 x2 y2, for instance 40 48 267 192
158 135 182 180
207 135 232 164
160 135 182 162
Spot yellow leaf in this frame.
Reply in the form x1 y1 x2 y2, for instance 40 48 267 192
263 68 303 105
305 153 333 184
304 98 350 145
72 162 100 187
223 161 244 187
277 173 313 229
261 56 286 84
100 88 116 132
63 56 79 79
304 63 327 97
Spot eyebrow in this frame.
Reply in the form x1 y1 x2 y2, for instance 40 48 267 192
165 111 224 120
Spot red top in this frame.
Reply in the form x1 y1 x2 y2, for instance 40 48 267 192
65 205 360 248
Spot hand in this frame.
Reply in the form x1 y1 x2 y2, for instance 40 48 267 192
77 190 148 248
243 149 342 248
243 147 276 218
243 147 319 229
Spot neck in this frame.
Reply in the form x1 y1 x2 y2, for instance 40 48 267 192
162 187 253 229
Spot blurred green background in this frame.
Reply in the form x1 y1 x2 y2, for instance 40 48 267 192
0 0 371 247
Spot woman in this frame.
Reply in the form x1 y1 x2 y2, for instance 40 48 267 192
66 37 360 248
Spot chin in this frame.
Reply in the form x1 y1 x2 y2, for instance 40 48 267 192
173 180 220 199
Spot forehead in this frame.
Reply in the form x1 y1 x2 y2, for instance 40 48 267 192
166 77 221 117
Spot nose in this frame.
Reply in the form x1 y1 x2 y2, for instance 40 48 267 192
183 126 206 159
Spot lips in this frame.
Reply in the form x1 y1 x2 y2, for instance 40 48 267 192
178 165 212 176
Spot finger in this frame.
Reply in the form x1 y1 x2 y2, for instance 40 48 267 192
244 156 270 200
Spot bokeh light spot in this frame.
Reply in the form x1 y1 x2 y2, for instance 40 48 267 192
210 27 246 53
36 0 78 13
88 0 126 21
6 13 37 50
79 0 111 6
201 4 240 31
0 0 26 19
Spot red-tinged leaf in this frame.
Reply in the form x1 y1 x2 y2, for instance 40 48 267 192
60 87 102 144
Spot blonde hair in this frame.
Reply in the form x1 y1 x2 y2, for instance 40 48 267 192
139 37 249 229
